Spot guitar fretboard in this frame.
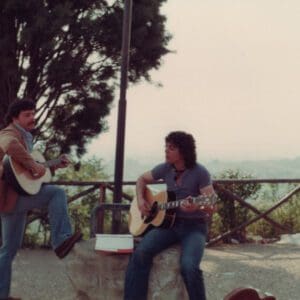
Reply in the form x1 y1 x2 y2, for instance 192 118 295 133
158 194 217 211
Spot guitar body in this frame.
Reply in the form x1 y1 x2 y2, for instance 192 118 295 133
129 187 177 236
3 150 52 195
224 287 276 300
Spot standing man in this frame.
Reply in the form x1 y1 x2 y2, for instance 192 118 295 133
124 131 217 300
0 99 82 300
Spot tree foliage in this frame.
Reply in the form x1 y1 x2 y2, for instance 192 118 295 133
212 169 261 243
0 0 171 156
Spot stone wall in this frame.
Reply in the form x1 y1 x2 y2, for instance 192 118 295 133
64 239 188 300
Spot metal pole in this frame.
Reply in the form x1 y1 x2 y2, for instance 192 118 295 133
112 0 133 233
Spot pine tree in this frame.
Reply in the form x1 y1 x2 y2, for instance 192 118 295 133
0 0 171 156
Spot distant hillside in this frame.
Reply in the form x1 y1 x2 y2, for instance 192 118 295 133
104 156 300 180
207 157 300 178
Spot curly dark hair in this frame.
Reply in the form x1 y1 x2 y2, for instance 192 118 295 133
4 99 35 125
165 131 197 168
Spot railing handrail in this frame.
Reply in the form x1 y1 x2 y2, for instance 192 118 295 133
50 178 300 186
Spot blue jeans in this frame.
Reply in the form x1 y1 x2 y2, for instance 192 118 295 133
124 219 208 300
0 185 72 298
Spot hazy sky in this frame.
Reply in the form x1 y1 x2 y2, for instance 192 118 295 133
88 0 300 162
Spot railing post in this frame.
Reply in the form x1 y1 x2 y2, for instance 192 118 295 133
97 185 106 234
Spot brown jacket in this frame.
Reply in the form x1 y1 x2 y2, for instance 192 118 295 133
0 124 37 212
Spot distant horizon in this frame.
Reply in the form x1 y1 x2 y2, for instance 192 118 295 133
86 148 300 165
95 152 300 181
84 143 300 162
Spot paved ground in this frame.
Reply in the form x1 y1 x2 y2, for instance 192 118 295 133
204 243 300 300
10 243 300 300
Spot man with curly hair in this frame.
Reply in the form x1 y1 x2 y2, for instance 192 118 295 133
124 131 217 300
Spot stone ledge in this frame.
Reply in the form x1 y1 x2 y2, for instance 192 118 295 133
65 238 188 300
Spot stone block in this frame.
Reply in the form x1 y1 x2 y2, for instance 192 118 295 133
65 239 188 300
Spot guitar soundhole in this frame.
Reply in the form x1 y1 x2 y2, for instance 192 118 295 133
144 202 158 224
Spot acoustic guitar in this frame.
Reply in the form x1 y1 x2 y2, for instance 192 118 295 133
128 187 217 236
224 287 276 300
2 150 62 195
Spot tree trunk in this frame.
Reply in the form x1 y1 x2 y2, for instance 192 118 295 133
0 11 20 127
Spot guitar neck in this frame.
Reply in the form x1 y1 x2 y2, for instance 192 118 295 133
42 158 62 168
158 194 216 211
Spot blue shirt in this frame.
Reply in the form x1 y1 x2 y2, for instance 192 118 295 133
14 123 33 153
151 162 212 219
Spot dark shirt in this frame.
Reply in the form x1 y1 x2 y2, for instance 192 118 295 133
151 162 211 219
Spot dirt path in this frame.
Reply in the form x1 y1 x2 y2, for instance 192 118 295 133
10 243 300 300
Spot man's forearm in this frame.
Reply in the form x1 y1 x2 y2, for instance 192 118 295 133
136 176 147 201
